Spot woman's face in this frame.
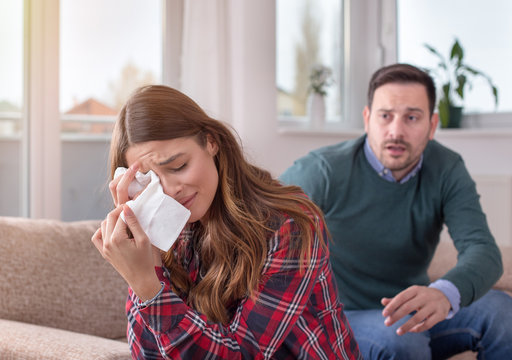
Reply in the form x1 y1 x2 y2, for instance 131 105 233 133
125 136 219 223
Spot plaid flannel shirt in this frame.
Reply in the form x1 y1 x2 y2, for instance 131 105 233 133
126 212 361 359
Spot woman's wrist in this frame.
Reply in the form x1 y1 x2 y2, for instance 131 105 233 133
131 275 163 302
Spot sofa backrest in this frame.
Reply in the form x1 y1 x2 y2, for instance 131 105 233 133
0 216 128 339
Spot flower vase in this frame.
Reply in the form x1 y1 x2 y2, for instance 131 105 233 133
307 93 326 128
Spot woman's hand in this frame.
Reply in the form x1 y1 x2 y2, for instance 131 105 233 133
91 204 163 301
109 163 140 207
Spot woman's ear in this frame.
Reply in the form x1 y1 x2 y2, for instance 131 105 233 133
206 134 219 156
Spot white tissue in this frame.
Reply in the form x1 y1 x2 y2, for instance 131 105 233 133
114 167 191 251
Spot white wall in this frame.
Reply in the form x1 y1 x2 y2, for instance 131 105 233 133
225 0 512 245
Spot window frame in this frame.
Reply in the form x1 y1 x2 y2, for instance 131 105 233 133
276 0 397 132
21 0 173 219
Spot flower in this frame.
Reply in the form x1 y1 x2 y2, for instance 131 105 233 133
308 64 334 96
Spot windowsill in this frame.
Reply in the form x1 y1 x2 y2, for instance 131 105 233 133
277 123 512 138
277 123 364 137
435 127 512 139
277 112 512 138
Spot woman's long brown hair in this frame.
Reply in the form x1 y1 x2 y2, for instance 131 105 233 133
110 85 327 323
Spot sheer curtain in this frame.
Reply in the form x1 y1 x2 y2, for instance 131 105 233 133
180 0 231 123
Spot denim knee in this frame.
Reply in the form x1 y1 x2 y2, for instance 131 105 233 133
357 331 431 360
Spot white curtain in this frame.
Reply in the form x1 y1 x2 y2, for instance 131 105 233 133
180 0 231 123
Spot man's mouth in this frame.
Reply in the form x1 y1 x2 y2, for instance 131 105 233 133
384 141 407 156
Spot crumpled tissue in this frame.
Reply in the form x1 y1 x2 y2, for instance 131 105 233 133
114 167 191 251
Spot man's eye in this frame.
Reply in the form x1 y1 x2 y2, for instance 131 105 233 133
408 115 418 121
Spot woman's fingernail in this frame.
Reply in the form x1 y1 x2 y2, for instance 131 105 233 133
124 204 134 217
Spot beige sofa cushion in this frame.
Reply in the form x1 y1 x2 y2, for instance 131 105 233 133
0 319 130 360
0 217 128 339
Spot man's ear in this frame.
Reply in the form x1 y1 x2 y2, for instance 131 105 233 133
429 113 439 140
363 106 371 133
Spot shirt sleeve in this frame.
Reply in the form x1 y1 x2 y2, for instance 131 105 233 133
429 279 461 318
126 216 361 360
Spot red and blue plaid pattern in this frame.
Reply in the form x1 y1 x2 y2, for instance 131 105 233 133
126 213 361 359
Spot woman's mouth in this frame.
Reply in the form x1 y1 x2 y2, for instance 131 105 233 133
179 193 196 209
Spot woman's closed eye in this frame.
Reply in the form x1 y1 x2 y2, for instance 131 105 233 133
168 163 187 172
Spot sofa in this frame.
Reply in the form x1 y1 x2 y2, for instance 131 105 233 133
0 216 131 360
1 216 511 359
428 238 512 360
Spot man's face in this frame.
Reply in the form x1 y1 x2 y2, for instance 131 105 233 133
363 82 438 181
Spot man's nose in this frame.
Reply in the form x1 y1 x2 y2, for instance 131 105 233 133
387 118 405 139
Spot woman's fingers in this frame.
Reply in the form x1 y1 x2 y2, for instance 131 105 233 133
108 176 122 206
91 226 103 252
118 164 140 205
122 204 149 248
109 163 140 206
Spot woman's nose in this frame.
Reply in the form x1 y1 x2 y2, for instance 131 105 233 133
159 176 183 198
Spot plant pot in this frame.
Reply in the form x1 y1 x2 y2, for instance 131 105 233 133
439 103 463 128
307 93 326 128
447 106 463 128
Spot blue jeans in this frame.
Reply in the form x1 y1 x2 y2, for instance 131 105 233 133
345 290 512 360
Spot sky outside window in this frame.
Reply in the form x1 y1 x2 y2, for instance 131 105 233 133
60 0 162 114
398 0 512 113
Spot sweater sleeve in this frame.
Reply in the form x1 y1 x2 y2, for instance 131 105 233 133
279 153 331 211
440 157 503 307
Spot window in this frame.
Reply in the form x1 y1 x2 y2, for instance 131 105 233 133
60 0 163 220
398 0 512 114
276 0 343 124
0 0 24 216
0 0 165 220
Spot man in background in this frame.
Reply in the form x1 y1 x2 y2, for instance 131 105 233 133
280 63 512 359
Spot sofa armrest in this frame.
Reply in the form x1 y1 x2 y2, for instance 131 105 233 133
0 319 131 360
0 217 128 339
428 240 512 297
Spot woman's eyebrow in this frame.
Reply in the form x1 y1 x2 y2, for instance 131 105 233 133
158 152 185 166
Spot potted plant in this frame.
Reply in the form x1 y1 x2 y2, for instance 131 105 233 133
423 38 499 128
307 64 334 128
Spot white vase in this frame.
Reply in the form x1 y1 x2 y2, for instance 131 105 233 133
307 93 326 128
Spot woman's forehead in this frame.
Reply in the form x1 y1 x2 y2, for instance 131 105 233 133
125 138 195 167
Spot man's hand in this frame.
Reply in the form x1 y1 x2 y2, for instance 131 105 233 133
381 285 451 335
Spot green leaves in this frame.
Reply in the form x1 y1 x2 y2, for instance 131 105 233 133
423 38 500 123
450 39 464 66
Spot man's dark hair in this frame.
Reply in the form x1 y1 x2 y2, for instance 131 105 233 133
367 63 436 116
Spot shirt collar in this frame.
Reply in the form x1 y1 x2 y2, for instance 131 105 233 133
363 137 422 184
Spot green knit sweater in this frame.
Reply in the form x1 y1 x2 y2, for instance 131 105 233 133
280 135 502 311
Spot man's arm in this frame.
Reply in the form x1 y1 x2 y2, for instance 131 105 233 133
440 157 503 306
279 152 330 211
381 155 503 335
